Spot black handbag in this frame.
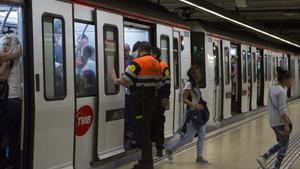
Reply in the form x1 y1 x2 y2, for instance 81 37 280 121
187 90 210 127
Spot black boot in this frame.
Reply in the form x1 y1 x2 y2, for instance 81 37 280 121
156 149 163 157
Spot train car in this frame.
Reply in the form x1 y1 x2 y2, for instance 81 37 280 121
0 0 299 169
189 21 300 126
0 0 192 169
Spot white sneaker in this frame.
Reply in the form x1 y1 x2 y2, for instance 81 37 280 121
256 156 267 169
165 149 173 162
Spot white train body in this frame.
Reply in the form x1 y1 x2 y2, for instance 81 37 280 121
1 0 299 169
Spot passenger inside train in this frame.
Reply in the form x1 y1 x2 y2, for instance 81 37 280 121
0 35 23 169
0 5 23 169
74 23 96 97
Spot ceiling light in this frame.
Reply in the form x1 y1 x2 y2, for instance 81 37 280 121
236 0 248 8
178 0 300 48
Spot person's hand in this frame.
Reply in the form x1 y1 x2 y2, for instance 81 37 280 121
110 68 117 81
284 124 291 134
162 98 170 109
193 103 204 111
13 44 22 58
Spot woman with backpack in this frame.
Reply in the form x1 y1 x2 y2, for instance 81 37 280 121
256 67 293 169
165 65 210 164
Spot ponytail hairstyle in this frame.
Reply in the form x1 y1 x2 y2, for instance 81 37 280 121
276 67 292 84
187 65 202 94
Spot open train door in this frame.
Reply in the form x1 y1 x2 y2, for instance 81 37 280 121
221 40 231 119
212 39 222 121
251 47 258 110
172 29 182 132
96 10 125 159
31 0 75 168
156 24 175 137
240 44 249 113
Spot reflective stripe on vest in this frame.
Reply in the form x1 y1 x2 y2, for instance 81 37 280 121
160 61 171 85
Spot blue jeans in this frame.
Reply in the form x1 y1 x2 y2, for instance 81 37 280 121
166 122 206 156
264 125 290 168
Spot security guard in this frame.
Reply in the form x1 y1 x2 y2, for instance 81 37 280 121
113 41 162 169
151 47 171 157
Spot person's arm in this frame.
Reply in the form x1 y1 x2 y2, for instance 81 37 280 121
110 68 129 86
0 45 22 64
160 67 171 99
231 69 236 77
112 61 140 87
278 90 290 134
114 77 129 86
182 88 204 111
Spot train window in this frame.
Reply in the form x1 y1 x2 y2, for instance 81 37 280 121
273 57 276 81
42 15 66 100
124 26 150 55
213 43 220 85
291 58 295 79
74 22 96 97
253 52 257 83
224 47 230 85
173 37 180 89
268 55 272 81
264 54 268 81
248 51 252 83
298 59 300 78
191 32 206 88
242 50 247 83
160 35 170 65
104 24 119 95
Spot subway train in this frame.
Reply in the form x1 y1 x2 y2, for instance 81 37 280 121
0 0 299 169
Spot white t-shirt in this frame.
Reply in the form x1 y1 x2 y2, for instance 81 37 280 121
184 81 202 107
82 59 96 74
268 85 288 127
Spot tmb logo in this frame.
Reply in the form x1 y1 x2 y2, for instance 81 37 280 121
76 105 93 136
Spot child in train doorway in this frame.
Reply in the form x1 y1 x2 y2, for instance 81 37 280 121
165 65 211 165
256 67 293 169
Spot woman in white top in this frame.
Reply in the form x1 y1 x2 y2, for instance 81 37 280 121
257 67 293 169
165 66 210 164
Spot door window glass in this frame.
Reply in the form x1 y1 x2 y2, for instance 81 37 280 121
248 51 252 83
74 22 96 97
160 35 170 65
242 50 247 83
191 32 206 88
213 43 220 85
298 59 300 78
173 37 180 89
273 57 276 82
224 47 230 85
268 55 272 81
264 54 268 81
42 15 66 100
253 52 257 83
104 25 119 95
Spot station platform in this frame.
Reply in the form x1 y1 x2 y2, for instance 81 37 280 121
118 99 300 169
